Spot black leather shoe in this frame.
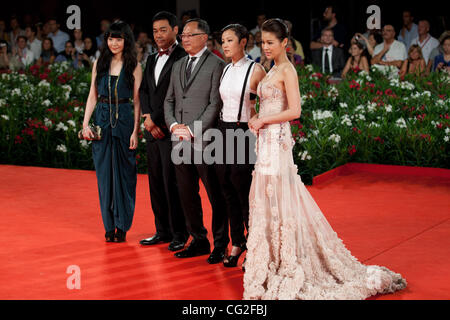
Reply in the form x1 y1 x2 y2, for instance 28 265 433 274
140 234 172 245
207 247 227 264
114 228 127 243
223 243 247 268
174 241 210 258
105 231 115 242
168 240 185 251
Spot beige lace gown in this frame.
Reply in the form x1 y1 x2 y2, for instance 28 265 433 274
243 67 407 300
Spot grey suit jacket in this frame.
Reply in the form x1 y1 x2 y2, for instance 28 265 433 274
164 49 225 138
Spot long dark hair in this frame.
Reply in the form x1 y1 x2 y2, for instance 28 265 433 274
96 20 137 89
350 42 365 66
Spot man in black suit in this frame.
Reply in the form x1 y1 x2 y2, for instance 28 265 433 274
310 28 346 77
139 11 188 251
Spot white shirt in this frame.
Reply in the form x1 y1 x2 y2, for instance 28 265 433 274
322 45 333 74
374 40 407 62
17 48 34 66
154 41 178 84
28 38 41 62
250 26 261 35
187 45 208 72
410 34 440 64
220 56 256 123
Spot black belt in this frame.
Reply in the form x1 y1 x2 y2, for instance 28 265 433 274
218 119 249 128
98 96 130 104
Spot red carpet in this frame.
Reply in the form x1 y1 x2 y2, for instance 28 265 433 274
0 163 449 300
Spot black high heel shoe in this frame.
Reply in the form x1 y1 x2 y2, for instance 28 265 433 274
105 231 115 242
223 243 247 268
114 228 127 243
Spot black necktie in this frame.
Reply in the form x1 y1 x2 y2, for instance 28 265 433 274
324 48 330 73
186 56 197 81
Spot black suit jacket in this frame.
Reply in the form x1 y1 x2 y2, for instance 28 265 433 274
139 44 187 140
310 47 346 77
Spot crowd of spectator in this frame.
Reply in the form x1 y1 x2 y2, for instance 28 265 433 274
0 7 448 78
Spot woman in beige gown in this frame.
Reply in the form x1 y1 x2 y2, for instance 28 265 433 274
245 19 407 300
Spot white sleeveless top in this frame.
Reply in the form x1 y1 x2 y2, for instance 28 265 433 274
219 56 256 123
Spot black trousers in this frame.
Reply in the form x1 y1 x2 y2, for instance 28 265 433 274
215 120 254 247
174 141 229 249
146 132 188 242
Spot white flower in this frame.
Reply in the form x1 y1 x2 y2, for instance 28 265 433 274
142 138 146 143
340 114 352 126
38 80 50 87
0 99 6 107
305 64 314 72
355 105 365 113
56 144 67 153
74 107 80 112
396 118 407 129
328 134 341 145
55 122 69 131
444 136 449 142
369 122 380 128
311 130 319 136
1 115 9 120
1 73 10 80
357 114 366 121
42 99 51 107
62 84 72 92
11 88 21 96
67 120 76 127
298 137 308 143
422 91 431 97
80 140 89 149
44 118 52 127
339 102 348 108
385 104 392 113
312 110 333 121
445 128 450 135
299 150 312 161
367 102 377 113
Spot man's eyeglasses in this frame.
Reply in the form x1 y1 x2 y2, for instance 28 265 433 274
180 33 206 39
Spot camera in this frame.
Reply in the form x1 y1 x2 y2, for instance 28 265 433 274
355 36 360 41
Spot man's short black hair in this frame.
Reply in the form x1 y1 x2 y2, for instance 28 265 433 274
185 18 210 35
325 3 340 18
26 25 37 34
152 11 178 29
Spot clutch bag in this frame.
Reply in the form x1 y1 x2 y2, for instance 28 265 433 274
78 125 102 140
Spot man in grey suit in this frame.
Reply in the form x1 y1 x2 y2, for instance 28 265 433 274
164 18 229 264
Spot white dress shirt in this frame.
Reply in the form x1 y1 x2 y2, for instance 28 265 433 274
154 41 178 84
220 56 256 123
169 46 209 136
322 45 333 74
187 45 208 72
410 34 440 64
28 38 41 62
